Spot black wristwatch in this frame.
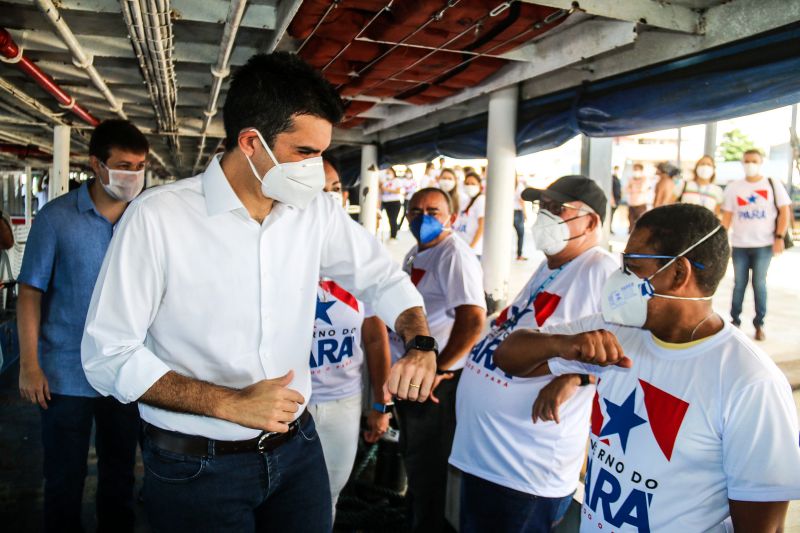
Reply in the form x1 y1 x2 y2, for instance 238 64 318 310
404 335 439 356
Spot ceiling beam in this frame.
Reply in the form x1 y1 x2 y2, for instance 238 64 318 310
519 0 703 34
262 0 303 53
9 28 261 66
332 127 377 146
3 0 278 30
365 19 637 135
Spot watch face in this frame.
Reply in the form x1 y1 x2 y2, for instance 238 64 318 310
415 335 436 351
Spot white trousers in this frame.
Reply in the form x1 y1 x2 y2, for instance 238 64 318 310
308 393 362 516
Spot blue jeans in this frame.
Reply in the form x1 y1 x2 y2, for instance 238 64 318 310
459 471 574 533
731 245 773 327
513 210 525 257
142 415 331 532
40 394 140 533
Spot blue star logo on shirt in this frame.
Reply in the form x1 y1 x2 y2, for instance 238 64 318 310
315 296 336 325
747 194 758 204
599 390 647 453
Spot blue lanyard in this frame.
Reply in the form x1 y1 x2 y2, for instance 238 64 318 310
501 263 566 331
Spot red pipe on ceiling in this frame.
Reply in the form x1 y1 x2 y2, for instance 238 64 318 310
0 27 100 127
0 143 51 158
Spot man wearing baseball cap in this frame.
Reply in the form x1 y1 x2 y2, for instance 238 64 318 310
449 175 618 532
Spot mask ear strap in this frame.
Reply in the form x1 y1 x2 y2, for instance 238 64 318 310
649 225 723 279
249 129 280 167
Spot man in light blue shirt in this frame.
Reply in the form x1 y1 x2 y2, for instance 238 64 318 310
17 119 149 533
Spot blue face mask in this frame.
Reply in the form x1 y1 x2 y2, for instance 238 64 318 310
410 214 445 244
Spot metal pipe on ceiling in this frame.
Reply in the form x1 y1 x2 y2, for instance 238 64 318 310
297 0 340 54
120 0 180 167
322 1 394 72
0 28 100 126
33 0 128 120
397 8 570 96
350 0 492 99
193 0 248 174
341 0 462 88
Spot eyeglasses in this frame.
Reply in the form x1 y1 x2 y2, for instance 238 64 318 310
534 198 593 217
622 253 706 275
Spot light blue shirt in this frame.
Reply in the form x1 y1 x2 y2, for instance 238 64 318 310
18 181 113 397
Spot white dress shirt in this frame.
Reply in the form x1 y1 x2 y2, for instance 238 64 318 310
82 155 422 440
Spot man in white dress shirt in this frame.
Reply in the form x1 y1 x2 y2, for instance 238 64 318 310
81 52 436 532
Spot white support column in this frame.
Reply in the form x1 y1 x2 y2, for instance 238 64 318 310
24 164 32 226
482 85 519 313
2 174 8 205
358 144 379 235
704 122 717 158
581 136 614 240
51 125 71 200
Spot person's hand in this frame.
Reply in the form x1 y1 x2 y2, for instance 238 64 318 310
773 238 785 256
556 331 632 368
364 410 391 443
532 375 581 424
19 363 50 409
429 371 455 404
385 349 437 402
223 371 305 433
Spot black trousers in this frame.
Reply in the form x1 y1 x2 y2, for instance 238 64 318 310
397 371 460 532
40 394 140 533
382 200 403 239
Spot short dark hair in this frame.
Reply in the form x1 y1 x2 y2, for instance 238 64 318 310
411 187 453 214
634 204 730 295
223 52 344 151
322 155 339 175
743 148 764 160
464 171 481 183
88 119 149 162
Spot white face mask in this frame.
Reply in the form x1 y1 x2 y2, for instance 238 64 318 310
531 209 571 256
243 129 325 209
327 191 343 206
464 184 481 198
743 162 761 178
601 226 722 327
633 170 644 178
101 164 144 202
695 165 714 180
439 179 455 192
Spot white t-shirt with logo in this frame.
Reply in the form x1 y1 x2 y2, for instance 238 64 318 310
546 315 800 532
380 174 405 202
722 177 791 248
454 194 486 254
449 247 618 497
679 181 724 212
309 281 372 403
389 234 486 371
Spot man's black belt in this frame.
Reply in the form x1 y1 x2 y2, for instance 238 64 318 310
144 409 310 457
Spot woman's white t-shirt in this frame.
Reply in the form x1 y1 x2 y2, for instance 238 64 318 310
309 281 372 403
454 194 485 254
